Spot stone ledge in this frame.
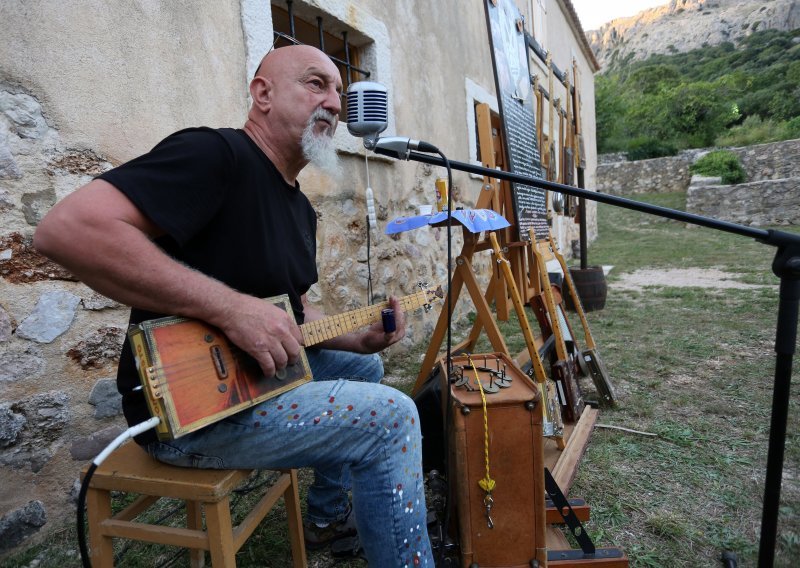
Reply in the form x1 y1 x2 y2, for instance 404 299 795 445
686 177 800 226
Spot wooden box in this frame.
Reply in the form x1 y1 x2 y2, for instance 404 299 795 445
445 353 548 567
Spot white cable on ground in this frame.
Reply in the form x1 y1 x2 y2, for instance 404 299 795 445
595 423 657 437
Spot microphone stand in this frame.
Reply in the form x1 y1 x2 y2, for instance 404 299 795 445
376 146 800 567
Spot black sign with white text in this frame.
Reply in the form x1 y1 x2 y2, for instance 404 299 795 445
485 0 547 241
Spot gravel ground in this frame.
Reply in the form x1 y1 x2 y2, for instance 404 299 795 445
610 267 777 291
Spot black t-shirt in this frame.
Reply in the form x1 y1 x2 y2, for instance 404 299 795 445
98 127 318 443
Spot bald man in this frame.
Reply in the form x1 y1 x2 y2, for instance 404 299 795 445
35 45 433 565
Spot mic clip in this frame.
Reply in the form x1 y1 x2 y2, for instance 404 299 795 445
368 136 439 160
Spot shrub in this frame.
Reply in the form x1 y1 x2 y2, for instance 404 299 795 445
690 150 747 184
784 116 800 139
715 115 783 147
625 137 678 160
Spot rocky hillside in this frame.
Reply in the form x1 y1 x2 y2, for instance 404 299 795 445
587 0 800 70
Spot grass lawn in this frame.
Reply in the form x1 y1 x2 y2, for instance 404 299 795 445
556 193 800 567
3 192 798 567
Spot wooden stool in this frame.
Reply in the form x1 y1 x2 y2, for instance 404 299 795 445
81 442 307 567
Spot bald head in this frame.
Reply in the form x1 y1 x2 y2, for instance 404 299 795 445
244 44 344 182
254 45 340 84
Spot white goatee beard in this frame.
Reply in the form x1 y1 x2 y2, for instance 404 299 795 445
301 109 342 180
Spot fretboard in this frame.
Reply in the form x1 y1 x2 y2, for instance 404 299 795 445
300 289 430 347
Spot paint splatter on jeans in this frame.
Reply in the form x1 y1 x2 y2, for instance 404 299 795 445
146 348 432 566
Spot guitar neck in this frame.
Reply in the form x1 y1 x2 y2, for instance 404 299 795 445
300 289 428 347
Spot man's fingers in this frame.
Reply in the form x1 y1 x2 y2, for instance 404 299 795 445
257 351 277 377
270 345 289 370
283 340 302 366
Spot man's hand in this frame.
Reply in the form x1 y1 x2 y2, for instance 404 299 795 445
216 295 304 378
358 296 406 353
301 295 406 354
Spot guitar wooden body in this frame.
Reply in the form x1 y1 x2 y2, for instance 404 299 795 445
129 295 312 441
130 286 443 440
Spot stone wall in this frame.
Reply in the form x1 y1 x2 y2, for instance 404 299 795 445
596 154 694 195
732 138 800 181
597 139 800 226
686 177 800 226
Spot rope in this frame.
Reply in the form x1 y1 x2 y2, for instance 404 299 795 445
467 355 495 495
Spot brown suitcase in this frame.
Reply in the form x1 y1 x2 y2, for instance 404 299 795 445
445 353 548 568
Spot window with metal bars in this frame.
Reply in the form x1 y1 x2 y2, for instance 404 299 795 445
271 0 373 122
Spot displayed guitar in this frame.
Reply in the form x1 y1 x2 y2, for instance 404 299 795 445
530 230 585 423
488 232 565 446
563 73 577 218
533 74 544 166
129 283 444 440
546 52 557 184
551 235 618 407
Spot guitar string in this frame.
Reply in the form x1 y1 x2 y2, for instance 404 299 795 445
143 345 292 392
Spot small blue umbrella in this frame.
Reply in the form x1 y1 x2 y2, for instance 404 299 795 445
385 209 510 235
429 209 511 233
384 214 434 234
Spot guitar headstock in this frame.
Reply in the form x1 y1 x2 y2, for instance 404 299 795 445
417 281 445 313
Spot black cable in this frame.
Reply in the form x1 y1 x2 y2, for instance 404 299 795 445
77 462 97 568
437 150 455 566
77 417 160 568
441 151 453 384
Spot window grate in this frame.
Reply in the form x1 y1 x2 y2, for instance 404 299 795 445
274 0 371 84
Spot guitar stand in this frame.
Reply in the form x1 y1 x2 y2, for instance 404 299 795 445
544 468 627 566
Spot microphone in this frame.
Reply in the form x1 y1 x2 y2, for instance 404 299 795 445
372 136 440 160
346 81 440 156
347 81 388 148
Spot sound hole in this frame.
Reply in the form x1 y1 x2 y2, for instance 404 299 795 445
210 345 228 379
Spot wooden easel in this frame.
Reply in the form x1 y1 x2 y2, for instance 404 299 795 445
411 102 600 481
411 103 516 395
530 229 585 424
411 100 626 565
550 233 618 407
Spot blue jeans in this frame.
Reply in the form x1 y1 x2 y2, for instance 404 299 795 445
146 348 432 567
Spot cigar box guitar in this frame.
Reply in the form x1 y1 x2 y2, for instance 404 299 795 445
550 235 617 407
531 231 585 423
129 283 443 440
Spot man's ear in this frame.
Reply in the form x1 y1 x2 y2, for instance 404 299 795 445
249 76 272 112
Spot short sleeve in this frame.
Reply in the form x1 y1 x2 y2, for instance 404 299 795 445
98 128 235 246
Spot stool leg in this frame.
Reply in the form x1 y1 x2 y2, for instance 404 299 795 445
186 500 206 568
284 470 307 568
204 498 236 568
86 487 115 568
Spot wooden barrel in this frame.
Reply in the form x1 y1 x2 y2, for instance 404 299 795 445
566 266 607 312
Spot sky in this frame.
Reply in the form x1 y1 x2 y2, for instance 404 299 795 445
569 0 668 31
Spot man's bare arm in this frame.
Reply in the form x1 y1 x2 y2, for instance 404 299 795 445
34 179 302 376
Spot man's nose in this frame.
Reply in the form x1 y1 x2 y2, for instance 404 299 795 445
323 85 342 115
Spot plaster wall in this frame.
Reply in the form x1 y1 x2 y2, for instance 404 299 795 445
0 0 248 163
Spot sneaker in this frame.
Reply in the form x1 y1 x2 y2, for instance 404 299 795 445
303 508 358 550
330 534 366 560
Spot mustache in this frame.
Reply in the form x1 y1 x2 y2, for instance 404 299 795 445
309 108 338 129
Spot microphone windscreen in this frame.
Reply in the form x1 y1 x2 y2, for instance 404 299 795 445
347 81 388 138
